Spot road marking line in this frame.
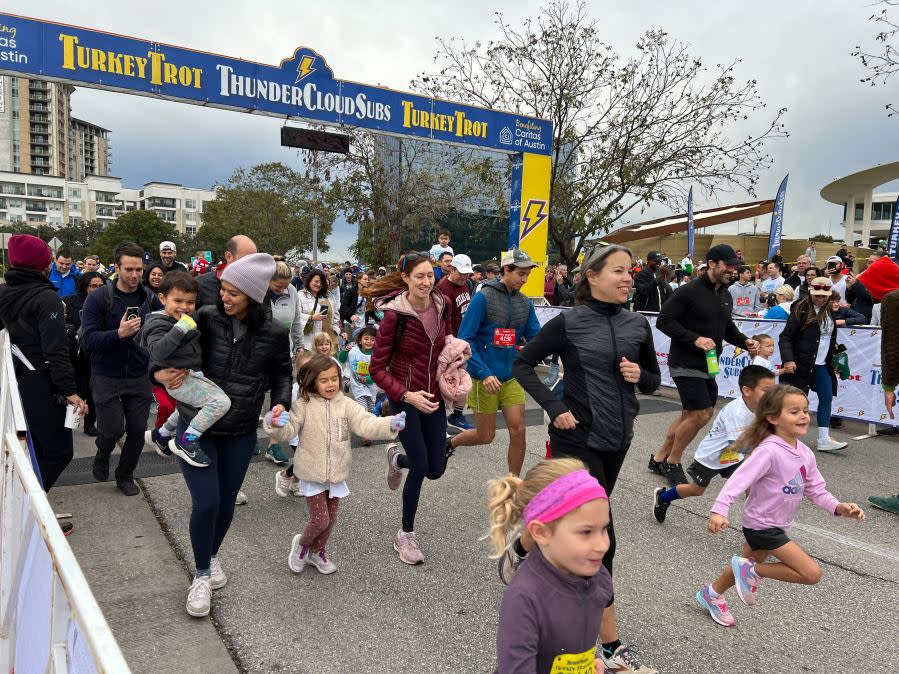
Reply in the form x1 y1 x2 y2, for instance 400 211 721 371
793 521 899 563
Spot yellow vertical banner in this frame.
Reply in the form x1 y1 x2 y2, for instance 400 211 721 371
513 152 552 298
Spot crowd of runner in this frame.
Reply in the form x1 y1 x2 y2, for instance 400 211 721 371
0 229 897 674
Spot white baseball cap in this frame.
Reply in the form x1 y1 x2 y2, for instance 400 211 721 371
159 241 177 252
450 253 474 274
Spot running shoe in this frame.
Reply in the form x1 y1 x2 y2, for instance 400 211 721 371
731 555 760 606
661 461 688 485
275 469 298 497
447 412 473 432
445 436 456 461
652 487 670 524
815 436 848 453
288 534 309 573
647 455 663 476
306 549 337 575
394 529 425 565
600 644 658 673
168 433 212 468
209 557 227 590
59 520 74 537
542 363 560 388
386 444 403 490
868 493 899 514
186 577 212 618
265 443 290 465
695 583 735 627
235 490 248 505
498 547 525 585
145 428 173 457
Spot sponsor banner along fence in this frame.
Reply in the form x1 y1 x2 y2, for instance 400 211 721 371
533 306 896 426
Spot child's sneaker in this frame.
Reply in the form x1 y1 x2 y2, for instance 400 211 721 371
306 548 337 574
274 469 298 497
265 443 290 464
362 438 372 446
695 583 735 627
386 444 403 491
288 534 309 573
731 555 760 606
168 433 211 468
600 644 657 673
145 428 173 457
652 487 670 524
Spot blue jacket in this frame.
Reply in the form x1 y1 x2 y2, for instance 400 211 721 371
49 263 80 298
458 279 540 383
80 282 153 378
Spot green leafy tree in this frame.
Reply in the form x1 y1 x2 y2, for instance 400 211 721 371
414 0 787 267
55 220 105 260
93 210 182 261
201 162 334 258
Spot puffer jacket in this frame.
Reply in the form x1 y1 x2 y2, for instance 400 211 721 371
779 301 838 397
176 305 292 436
265 391 397 483
437 335 472 408
0 267 76 396
370 290 449 402
514 298 660 453
458 278 541 383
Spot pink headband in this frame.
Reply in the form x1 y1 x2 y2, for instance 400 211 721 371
523 469 608 526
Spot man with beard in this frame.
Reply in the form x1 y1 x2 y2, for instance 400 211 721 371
649 245 759 485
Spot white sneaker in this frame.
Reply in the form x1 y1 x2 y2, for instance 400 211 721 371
288 534 309 573
209 557 227 590
235 490 248 505
186 577 212 617
306 548 337 574
816 437 848 452
275 470 299 497
601 644 657 673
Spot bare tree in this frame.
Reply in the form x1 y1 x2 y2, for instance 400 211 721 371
853 0 899 117
413 0 788 266
314 130 505 267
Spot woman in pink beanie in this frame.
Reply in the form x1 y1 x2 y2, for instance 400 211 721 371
155 251 293 618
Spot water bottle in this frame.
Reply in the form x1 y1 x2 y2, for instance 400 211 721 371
705 348 719 375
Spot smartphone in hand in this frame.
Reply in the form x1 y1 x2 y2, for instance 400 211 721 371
126 306 140 321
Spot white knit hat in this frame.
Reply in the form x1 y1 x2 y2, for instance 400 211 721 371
221 253 276 303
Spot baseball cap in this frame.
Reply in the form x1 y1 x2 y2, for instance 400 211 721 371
809 276 834 296
450 253 474 274
705 244 742 266
485 262 501 273
501 249 539 269
159 240 176 252
647 250 664 262
826 255 843 265
142 251 153 264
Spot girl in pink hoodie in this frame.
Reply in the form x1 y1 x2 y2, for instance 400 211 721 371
697 384 865 627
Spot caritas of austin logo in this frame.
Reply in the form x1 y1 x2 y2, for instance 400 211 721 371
0 23 26 65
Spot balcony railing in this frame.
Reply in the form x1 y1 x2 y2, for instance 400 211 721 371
0 185 26 196
25 203 48 212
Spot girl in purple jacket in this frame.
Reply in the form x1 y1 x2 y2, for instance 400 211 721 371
488 458 613 673
698 385 865 627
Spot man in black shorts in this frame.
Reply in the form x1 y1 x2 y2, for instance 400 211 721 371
650 244 759 485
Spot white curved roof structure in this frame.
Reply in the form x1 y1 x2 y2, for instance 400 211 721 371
820 161 899 246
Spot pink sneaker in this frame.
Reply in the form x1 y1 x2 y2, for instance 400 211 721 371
386 445 403 491
394 529 424 565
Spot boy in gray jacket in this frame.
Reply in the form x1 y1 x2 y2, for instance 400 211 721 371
140 272 229 467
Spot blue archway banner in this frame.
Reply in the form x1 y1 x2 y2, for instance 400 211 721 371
0 13 552 156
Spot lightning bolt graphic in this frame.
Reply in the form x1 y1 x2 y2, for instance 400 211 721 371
520 199 548 240
296 55 316 83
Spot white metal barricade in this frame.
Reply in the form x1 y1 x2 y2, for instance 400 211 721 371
0 330 130 673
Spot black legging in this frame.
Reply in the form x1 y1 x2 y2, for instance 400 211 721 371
391 399 447 532
549 439 627 576
17 369 73 491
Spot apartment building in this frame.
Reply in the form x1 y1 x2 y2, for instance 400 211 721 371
0 170 216 235
69 117 111 182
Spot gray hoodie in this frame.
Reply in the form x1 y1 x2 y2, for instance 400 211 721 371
728 281 760 316
138 311 203 372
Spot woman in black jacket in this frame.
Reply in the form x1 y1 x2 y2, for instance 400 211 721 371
155 253 292 618
0 235 88 494
62 271 106 436
513 244 660 672
779 276 847 452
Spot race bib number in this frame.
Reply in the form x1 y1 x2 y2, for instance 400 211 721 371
735 297 749 306
356 361 370 376
719 445 740 465
550 648 596 673
493 328 516 347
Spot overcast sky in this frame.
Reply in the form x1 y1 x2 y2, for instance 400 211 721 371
9 0 899 258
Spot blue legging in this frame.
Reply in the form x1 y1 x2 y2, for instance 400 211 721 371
177 422 256 573
812 365 834 429
391 400 447 532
